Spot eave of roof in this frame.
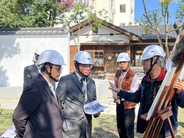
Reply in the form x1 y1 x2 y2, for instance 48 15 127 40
0 27 69 35
71 19 142 42
80 40 129 45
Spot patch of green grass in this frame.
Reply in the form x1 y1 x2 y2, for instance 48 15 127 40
0 108 183 137
92 108 184 138
92 114 118 138
177 107 184 137
92 114 143 138
0 109 14 136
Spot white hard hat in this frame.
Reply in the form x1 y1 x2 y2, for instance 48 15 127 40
117 53 130 62
142 45 166 60
35 47 46 55
37 50 66 66
73 51 93 64
33 47 46 62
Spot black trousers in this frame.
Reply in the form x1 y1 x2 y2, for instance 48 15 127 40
116 102 135 138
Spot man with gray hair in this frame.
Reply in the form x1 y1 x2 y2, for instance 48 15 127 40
112 52 139 138
110 45 184 138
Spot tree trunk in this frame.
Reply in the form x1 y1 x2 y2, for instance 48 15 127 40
142 0 163 49
69 25 78 50
77 23 80 51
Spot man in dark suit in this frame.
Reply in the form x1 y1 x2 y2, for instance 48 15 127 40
23 47 46 88
56 51 102 138
13 50 66 138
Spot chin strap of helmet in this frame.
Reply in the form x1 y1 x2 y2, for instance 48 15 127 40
75 62 90 78
45 63 58 82
146 56 160 75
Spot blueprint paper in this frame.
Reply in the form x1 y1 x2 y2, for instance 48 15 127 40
0 126 16 138
84 100 108 115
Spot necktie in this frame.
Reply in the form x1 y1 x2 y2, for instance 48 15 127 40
80 78 87 103
80 78 85 94
118 73 124 89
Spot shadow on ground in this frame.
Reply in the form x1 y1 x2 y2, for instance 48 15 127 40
178 122 184 128
92 127 118 138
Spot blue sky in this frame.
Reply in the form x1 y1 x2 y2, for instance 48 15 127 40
135 0 181 24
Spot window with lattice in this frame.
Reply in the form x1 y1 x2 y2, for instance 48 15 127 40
84 46 104 66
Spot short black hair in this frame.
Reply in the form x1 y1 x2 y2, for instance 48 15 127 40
40 62 53 72
34 53 39 61
74 61 80 68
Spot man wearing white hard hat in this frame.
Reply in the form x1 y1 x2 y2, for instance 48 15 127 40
112 52 139 138
13 50 65 138
109 45 184 138
23 47 46 88
56 51 101 138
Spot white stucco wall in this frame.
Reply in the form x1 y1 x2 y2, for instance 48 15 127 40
70 25 130 45
94 0 111 23
0 34 70 87
93 0 135 25
114 0 134 26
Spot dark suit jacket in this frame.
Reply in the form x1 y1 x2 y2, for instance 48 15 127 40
13 74 63 138
23 64 56 89
23 64 39 89
56 72 97 138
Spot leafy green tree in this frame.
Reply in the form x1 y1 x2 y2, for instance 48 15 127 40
60 0 108 51
0 0 72 28
137 0 184 58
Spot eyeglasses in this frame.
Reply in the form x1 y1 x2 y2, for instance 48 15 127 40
142 59 151 65
53 65 63 71
119 61 128 64
79 64 93 69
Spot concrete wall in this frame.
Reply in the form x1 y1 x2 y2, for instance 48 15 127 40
114 0 134 26
0 86 23 100
0 34 70 87
0 80 109 101
94 0 111 23
93 0 135 26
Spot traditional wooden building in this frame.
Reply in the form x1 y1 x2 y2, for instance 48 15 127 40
70 20 180 79
121 22 179 66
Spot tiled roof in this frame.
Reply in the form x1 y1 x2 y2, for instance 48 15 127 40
120 25 178 39
0 27 69 35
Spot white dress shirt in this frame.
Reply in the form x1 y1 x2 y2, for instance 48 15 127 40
112 69 139 94
40 73 57 99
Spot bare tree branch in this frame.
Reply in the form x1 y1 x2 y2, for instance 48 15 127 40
173 27 184 49
142 0 154 26
169 25 184 32
142 0 164 48
163 3 169 58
